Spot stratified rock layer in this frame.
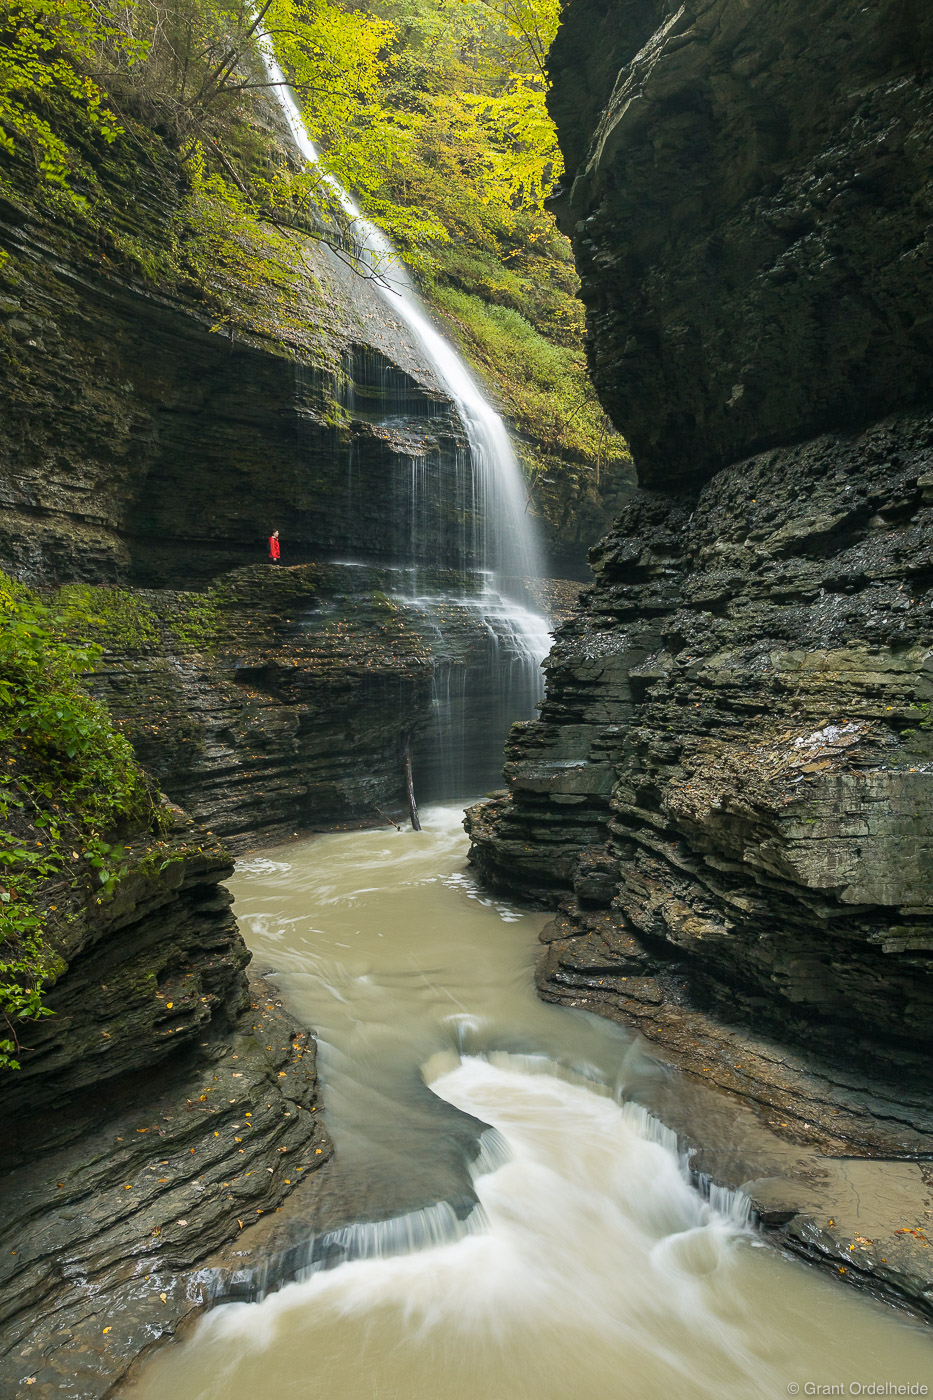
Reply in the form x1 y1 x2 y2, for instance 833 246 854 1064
0 194 475 588
471 408 933 1075
468 0 933 1238
0 812 331 1399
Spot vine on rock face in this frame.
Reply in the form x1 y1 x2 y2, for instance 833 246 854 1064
0 574 155 1070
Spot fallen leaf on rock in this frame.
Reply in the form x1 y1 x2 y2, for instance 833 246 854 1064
160 1293 167 1303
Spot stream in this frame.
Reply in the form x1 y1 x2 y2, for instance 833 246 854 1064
133 804 933 1400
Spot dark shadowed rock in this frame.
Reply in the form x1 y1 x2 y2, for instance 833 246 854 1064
548 0 933 487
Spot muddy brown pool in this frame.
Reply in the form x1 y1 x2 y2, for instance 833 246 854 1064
131 805 933 1400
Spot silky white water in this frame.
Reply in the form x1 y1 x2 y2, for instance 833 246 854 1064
259 39 547 601
133 806 933 1400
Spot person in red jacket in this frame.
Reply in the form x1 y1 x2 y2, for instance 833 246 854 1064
268 529 281 563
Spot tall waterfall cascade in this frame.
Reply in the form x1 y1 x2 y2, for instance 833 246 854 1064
259 39 552 796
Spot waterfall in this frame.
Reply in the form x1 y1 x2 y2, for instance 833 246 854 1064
258 40 545 596
258 38 552 795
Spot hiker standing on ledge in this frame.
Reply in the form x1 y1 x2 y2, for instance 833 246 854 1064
268 529 281 563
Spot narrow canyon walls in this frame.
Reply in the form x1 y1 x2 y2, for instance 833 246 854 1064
469 0 933 1084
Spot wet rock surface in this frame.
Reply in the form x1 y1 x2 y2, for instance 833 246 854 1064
537 906 933 1318
470 408 933 1072
468 409 933 1307
470 0 933 1315
0 950 330 1400
74 561 551 848
0 194 475 589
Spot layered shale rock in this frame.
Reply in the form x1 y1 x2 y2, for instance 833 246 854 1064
467 0 933 1309
0 809 331 1399
467 0 933 1231
0 192 474 589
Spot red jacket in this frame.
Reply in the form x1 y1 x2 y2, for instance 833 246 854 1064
268 534 280 561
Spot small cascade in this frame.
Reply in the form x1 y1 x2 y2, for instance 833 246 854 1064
394 587 551 798
258 37 550 793
192 1126 510 1311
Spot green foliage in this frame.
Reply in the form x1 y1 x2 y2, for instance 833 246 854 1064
0 0 141 202
57 583 160 650
0 573 153 1069
2 0 629 520
175 140 305 327
272 0 563 265
275 0 630 480
164 593 222 649
430 285 627 467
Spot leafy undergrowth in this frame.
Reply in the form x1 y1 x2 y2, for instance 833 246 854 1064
0 573 159 1069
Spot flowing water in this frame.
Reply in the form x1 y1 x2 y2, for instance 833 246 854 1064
259 38 545 600
134 806 933 1400
261 37 551 795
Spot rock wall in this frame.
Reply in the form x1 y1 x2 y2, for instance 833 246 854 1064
469 0 933 1088
548 0 933 487
0 194 477 588
0 808 330 1398
72 562 540 851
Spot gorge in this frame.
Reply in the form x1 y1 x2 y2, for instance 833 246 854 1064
1 0 933 1394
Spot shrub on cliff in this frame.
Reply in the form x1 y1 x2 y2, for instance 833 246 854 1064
0 573 154 1069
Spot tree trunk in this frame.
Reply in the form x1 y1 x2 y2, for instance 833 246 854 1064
403 734 422 832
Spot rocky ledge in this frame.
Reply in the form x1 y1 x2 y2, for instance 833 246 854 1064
468 408 933 1311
